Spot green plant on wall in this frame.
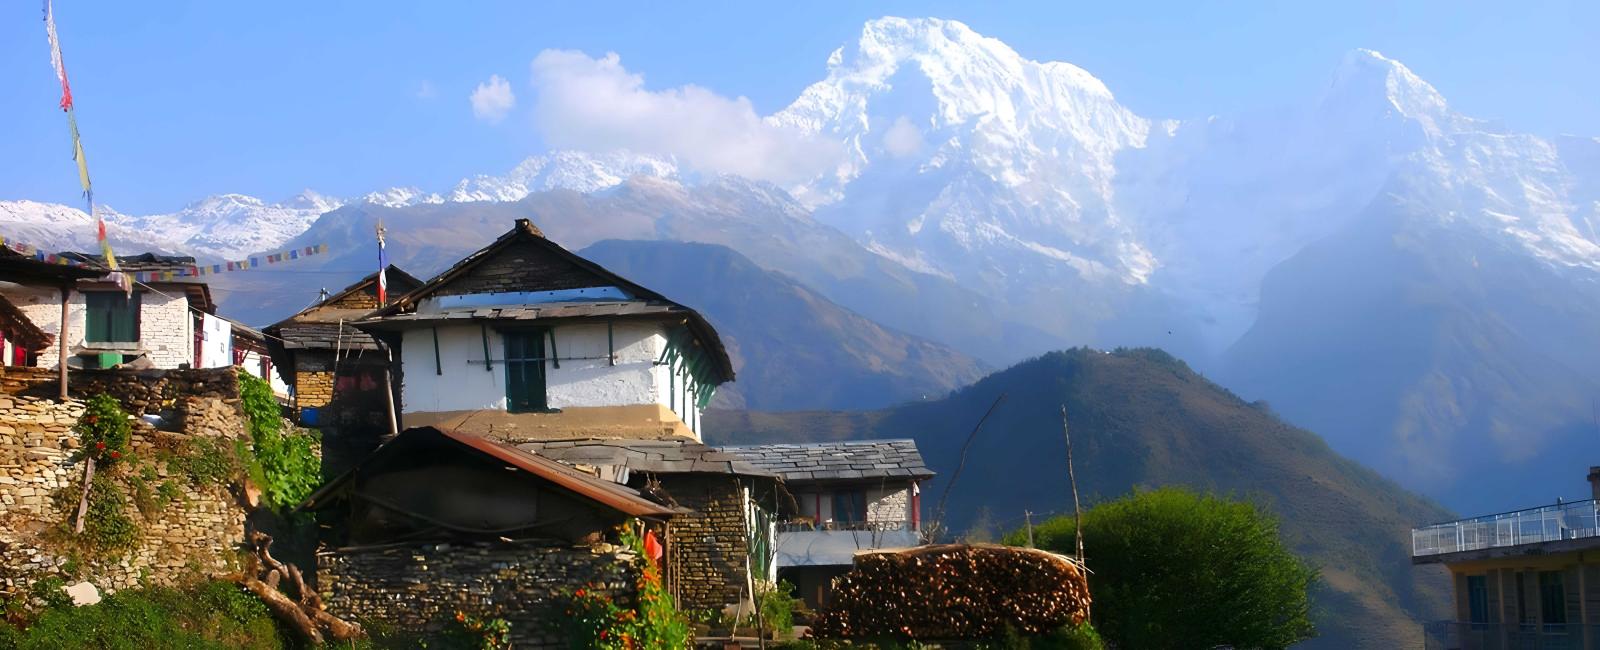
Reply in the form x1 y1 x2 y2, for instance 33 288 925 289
76 394 131 465
238 370 320 511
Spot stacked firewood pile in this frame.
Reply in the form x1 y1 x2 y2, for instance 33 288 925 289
811 544 1091 639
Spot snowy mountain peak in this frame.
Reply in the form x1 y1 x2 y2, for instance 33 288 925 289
447 150 678 202
283 189 344 213
1325 48 1458 134
362 186 444 208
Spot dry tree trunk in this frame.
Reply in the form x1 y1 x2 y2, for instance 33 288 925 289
241 531 362 643
72 457 96 534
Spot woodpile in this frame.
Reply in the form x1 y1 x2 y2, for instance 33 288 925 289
811 544 1091 639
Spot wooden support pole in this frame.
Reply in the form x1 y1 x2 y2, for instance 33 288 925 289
431 327 442 375
1024 510 1035 548
1061 405 1084 565
382 346 399 438
57 285 71 401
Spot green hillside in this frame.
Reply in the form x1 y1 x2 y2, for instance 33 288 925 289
705 348 1453 649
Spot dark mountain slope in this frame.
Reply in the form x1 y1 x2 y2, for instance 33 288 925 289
1222 190 1600 514
578 239 986 410
705 348 1451 649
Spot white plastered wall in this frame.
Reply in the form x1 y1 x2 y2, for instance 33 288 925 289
4 284 193 369
400 320 697 425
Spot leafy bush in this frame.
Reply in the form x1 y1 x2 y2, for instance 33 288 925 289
1011 487 1317 650
0 580 287 649
238 370 321 511
756 579 799 636
76 394 131 464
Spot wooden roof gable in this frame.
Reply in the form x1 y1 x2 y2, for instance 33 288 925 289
366 219 735 383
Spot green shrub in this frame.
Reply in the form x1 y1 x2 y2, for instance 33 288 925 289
80 472 139 557
1011 488 1316 650
76 394 131 465
0 580 287 649
757 579 799 635
238 370 321 512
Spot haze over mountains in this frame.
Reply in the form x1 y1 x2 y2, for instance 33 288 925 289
4 16 1598 515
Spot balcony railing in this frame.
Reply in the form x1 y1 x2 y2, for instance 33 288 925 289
1424 620 1597 650
778 520 913 533
1413 499 1600 557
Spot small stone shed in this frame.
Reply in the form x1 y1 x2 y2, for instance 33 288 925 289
304 426 680 647
518 436 788 612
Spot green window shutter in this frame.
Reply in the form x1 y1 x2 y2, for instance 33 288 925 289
503 330 547 413
85 292 140 343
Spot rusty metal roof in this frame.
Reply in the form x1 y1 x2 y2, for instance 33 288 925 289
301 426 681 519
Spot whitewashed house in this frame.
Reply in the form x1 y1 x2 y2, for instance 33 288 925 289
357 219 734 441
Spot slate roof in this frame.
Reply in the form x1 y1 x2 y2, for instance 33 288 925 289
362 219 733 383
271 308 382 350
719 440 936 482
516 437 778 478
357 301 686 329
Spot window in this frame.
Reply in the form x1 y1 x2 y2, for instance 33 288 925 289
1539 571 1567 625
831 491 867 524
1467 575 1489 625
84 292 139 343
503 330 547 413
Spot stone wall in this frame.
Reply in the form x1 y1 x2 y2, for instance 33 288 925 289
0 367 249 605
318 541 637 648
295 368 334 408
867 486 912 524
662 475 753 612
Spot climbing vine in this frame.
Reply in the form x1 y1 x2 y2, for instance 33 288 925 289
238 370 321 512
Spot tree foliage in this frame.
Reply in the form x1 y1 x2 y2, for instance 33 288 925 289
237 370 320 511
1012 487 1317 650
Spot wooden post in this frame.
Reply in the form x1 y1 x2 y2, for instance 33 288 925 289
1024 510 1035 548
57 285 71 400
1061 405 1084 564
382 346 399 439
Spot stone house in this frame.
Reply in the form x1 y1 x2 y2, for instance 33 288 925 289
722 440 935 609
518 437 785 611
305 425 680 647
355 219 733 441
4 253 213 370
263 264 422 428
0 246 112 372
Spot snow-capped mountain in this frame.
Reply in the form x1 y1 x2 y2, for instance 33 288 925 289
779 17 1158 289
0 150 676 260
445 150 678 202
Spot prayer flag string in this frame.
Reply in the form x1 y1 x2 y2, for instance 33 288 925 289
0 233 329 283
43 0 127 292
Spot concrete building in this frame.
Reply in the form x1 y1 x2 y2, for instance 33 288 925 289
1412 467 1600 649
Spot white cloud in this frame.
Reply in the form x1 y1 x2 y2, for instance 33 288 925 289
470 74 516 123
883 116 924 158
527 50 840 185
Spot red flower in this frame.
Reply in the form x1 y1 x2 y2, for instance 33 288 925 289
95 441 106 450
86 415 97 424
109 451 121 460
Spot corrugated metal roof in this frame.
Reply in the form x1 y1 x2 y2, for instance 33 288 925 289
300 426 681 519
719 440 935 482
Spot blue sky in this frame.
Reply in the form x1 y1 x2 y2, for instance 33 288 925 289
3 1 1594 214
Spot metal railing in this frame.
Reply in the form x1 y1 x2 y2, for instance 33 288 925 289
1413 499 1600 557
778 520 913 533
1424 621 1598 650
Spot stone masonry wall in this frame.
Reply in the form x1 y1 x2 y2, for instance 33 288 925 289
295 369 334 408
867 487 912 525
663 475 752 612
0 366 249 605
318 541 637 648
